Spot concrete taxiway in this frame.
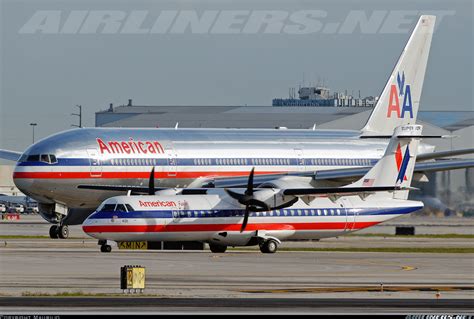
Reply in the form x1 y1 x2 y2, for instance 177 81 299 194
0 215 473 313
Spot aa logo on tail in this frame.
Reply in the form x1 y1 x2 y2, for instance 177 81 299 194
387 72 413 119
395 143 410 183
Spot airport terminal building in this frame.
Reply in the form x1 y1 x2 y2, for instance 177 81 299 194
96 99 474 216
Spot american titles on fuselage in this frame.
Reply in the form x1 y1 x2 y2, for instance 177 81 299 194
139 200 177 208
96 138 165 155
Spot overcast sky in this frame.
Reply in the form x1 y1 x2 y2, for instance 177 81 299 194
0 0 472 152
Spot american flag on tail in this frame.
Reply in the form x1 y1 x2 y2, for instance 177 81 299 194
362 178 374 187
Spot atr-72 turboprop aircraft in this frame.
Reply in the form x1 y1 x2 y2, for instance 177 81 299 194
83 125 424 254
1 15 473 239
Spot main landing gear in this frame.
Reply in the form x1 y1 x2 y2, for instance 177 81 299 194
259 239 278 254
209 244 227 253
49 225 69 239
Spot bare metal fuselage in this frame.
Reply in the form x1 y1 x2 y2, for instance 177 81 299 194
13 127 432 222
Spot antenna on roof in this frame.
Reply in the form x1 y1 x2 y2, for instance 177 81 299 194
175 122 179 130
312 123 316 130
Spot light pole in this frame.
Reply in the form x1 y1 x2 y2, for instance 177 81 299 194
30 123 37 144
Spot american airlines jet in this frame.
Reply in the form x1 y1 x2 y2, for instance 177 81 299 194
1 15 473 239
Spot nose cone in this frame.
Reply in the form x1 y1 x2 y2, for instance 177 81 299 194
13 164 35 197
82 212 99 238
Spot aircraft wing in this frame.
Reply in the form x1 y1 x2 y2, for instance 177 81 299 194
281 186 412 196
0 149 21 162
416 148 474 161
209 159 474 188
77 184 207 195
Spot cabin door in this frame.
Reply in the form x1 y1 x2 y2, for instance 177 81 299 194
166 147 177 177
87 149 102 178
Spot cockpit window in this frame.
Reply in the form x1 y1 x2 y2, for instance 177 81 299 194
40 154 49 163
27 155 40 162
99 203 132 212
115 204 127 212
25 154 58 164
100 204 117 212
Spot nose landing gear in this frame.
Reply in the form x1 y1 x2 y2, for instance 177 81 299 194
49 225 69 239
98 240 112 253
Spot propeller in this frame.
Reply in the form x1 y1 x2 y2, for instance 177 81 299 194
148 167 155 195
225 168 270 232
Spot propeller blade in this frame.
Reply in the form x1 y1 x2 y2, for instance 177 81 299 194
148 167 155 195
240 206 250 233
245 167 255 196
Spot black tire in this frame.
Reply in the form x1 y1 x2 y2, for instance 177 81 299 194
100 245 112 253
57 225 69 239
209 244 227 253
49 225 59 239
260 239 278 254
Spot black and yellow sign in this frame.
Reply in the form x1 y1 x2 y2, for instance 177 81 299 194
121 265 146 290
118 241 148 250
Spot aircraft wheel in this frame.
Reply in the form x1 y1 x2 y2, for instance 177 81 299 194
57 225 69 239
100 245 112 253
49 225 59 239
260 239 278 254
209 244 227 253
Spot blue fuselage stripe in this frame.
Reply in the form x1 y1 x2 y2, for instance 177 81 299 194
18 157 379 167
89 206 422 220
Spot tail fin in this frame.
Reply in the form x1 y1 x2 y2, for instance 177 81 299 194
361 15 436 136
351 125 422 199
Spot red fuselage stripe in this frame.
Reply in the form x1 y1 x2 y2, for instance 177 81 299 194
82 221 378 233
13 171 284 179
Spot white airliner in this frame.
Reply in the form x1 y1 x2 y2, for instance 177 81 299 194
83 125 424 253
1 15 473 240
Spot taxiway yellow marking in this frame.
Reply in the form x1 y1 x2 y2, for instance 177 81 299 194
401 266 417 271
